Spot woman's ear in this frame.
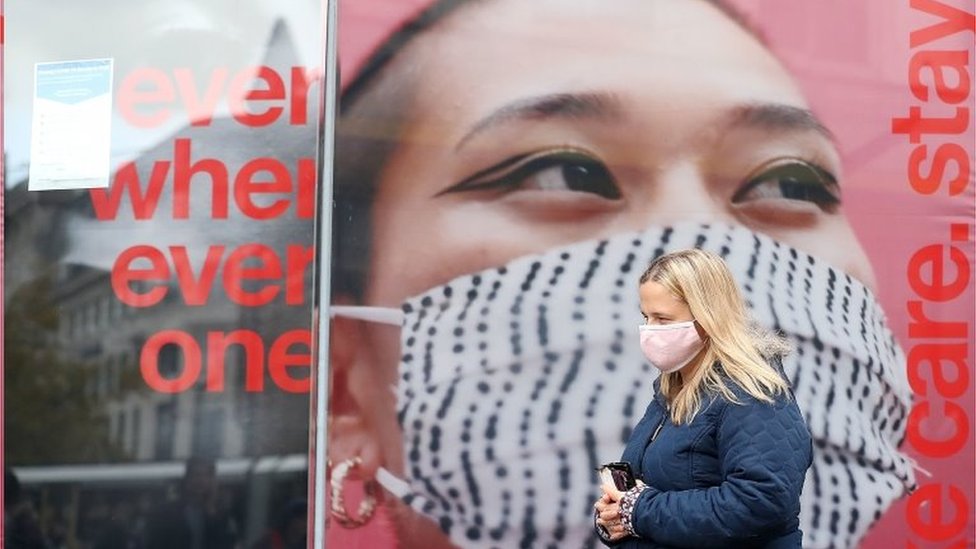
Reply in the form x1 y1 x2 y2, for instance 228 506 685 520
327 305 384 480
692 318 709 342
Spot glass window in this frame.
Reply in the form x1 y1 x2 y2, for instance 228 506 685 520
4 3 323 548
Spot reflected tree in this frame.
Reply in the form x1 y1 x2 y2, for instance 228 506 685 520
4 273 122 465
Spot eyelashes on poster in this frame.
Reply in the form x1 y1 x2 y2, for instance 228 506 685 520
333 222 915 548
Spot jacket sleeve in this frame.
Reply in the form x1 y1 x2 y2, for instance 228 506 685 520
628 394 812 546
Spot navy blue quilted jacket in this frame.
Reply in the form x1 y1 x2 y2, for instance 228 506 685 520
597 370 812 548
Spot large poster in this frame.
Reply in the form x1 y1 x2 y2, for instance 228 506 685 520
325 0 975 548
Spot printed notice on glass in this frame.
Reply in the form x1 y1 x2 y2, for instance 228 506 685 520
29 58 114 191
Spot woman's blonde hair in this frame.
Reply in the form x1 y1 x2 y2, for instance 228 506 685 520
640 248 791 424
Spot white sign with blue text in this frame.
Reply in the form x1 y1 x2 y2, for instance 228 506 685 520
29 58 114 191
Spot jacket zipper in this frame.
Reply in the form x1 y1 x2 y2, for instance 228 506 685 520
634 407 668 488
649 407 668 444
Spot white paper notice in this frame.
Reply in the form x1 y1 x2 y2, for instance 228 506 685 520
29 58 114 191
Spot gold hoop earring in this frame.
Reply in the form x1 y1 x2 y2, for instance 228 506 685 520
329 457 378 528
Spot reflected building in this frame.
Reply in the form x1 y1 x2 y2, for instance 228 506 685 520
5 175 311 465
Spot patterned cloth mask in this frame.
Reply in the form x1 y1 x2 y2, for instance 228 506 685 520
332 222 915 549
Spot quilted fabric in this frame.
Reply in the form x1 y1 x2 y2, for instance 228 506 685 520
600 370 813 548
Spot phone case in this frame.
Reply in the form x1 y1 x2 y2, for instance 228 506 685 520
597 462 636 491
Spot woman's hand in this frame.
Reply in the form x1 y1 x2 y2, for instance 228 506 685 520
594 482 627 541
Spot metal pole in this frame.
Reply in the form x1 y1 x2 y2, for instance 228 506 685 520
310 0 339 545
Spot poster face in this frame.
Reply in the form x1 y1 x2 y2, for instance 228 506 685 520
327 0 975 548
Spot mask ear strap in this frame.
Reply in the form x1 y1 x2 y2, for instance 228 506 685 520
330 305 405 326
375 467 412 498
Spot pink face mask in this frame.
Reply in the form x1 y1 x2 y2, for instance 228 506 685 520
638 320 704 374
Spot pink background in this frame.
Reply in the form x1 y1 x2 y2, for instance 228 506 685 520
762 0 975 547
329 0 976 546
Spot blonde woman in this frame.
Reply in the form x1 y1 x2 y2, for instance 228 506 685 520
594 249 813 548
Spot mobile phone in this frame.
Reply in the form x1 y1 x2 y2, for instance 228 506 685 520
597 461 636 491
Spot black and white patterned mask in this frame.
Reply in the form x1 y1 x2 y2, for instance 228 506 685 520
332 222 915 549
